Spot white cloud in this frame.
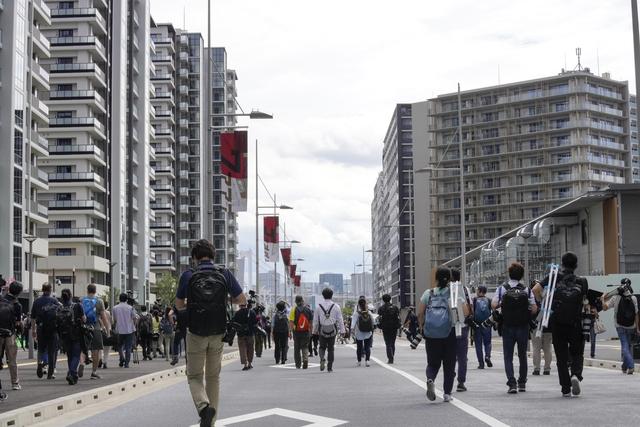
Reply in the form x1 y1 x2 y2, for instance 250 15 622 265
151 0 636 281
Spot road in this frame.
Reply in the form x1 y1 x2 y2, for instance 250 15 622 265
43 334 640 427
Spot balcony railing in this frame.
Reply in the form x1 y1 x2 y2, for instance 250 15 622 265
50 8 106 26
49 117 105 131
48 144 104 157
45 90 105 105
151 240 174 247
31 131 49 150
48 199 105 211
48 172 104 185
150 222 174 229
48 63 106 81
150 203 174 210
49 227 105 239
49 36 105 51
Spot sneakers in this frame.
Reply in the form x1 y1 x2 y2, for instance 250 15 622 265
477 365 485 370
320 359 325 372
456 383 467 392
302 361 308 369
36 363 44 379
485 357 493 368
241 366 249 371
170 357 178 366
443 394 453 402
426 379 436 401
199 405 216 427
628 369 634 375
388 358 394 364
66 374 74 385
622 368 628 374
365 361 370 367
90 372 101 380
78 364 84 378
357 361 361 367
11 383 21 391
518 383 526 393
532 369 540 376
543 369 551 375
508 385 518 394
571 375 581 396
0 391 7 402
562 392 572 398
47 374 56 380
327 363 333 373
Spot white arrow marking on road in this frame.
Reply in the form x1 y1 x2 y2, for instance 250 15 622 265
269 362 320 369
191 408 348 426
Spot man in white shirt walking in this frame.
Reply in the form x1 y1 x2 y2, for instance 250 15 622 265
111 293 138 368
313 288 346 373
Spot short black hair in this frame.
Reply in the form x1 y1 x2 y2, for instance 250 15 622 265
191 239 215 261
87 283 97 295
435 266 451 287
295 295 304 304
42 283 52 294
382 294 391 303
561 252 578 270
508 262 524 281
141 305 147 312
9 281 23 296
451 268 461 282
119 293 128 302
61 288 72 301
322 287 333 300
276 301 286 311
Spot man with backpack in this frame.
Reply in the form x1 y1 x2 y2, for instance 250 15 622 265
492 262 537 394
175 239 245 427
0 281 23 391
57 288 85 385
137 306 153 361
233 301 257 370
377 294 401 364
81 284 110 380
472 285 493 369
312 287 346 373
272 301 290 365
602 277 638 375
351 297 374 366
30 283 61 380
288 296 313 369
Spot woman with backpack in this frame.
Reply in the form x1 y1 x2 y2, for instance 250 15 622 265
351 298 374 366
418 266 469 403
151 310 162 358
272 301 290 365
160 307 174 362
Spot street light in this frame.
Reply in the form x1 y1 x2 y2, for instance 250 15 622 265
517 224 534 286
108 261 118 310
23 234 37 359
256 202 294 300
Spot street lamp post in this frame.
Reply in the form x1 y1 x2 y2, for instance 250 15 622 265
24 234 37 359
109 261 118 311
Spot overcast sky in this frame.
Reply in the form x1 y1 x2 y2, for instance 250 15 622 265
150 0 636 285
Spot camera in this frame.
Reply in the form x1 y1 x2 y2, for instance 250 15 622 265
222 321 238 346
618 278 633 296
402 327 423 349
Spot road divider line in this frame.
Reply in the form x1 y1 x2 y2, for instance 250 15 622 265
346 345 509 427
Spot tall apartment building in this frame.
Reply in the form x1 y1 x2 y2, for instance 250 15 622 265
207 47 239 272
370 104 415 308
0 0 52 287
318 273 344 294
416 70 631 269
630 94 639 183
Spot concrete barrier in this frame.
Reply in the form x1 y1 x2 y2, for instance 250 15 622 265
0 351 239 427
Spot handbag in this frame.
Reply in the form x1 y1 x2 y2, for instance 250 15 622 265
593 318 606 335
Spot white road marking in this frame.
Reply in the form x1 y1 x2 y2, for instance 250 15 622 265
349 345 509 427
193 408 347 427
270 362 320 370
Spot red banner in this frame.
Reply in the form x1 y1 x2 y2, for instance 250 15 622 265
294 275 301 287
221 131 248 212
289 264 297 279
263 216 279 262
280 248 291 266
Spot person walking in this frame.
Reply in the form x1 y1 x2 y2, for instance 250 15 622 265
137 306 153 361
151 310 162 358
57 289 85 385
175 239 245 427
451 269 472 392
160 307 175 362
263 316 272 349
602 278 638 374
404 307 419 347
472 285 493 369
313 288 346 373
81 284 111 380
493 262 537 394
112 293 138 368
254 307 265 358
170 304 188 365
233 302 257 371
272 301 290 365
530 280 552 376
289 296 313 369
31 283 61 380
351 297 374 367
101 301 113 369
377 294 401 364
418 266 468 403
0 281 23 390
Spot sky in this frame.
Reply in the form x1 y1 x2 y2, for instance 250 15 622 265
150 0 637 285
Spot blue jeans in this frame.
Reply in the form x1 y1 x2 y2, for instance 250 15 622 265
356 337 372 362
456 327 469 383
118 333 134 367
63 339 81 378
502 325 529 386
616 327 636 371
474 326 492 365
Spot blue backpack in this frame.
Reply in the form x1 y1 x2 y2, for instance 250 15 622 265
473 297 492 323
423 289 452 339
82 297 98 325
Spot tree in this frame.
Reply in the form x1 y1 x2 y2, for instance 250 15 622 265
155 274 178 307
342 299 356 317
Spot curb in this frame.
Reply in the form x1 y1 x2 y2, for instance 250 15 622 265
0 350 239 427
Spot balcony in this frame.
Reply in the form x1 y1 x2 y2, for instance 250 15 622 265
47 63 106 87
179 68 189 77
154 128 175 139
30 59 50 91
151 240 174 248
151 259 174 268
33 0 52 26
30 131 49 154
50 8 107 35
150 202 174 211
586 171 625 184
48 172 105 187
179 52 189 61
31 94 49 125
49 36 107 61
154 146 175 157
179 119 188 128
44 90 106 113
48 199 105 213
33 168 49 186
47 117 106 139
48 227 105 241
179 102 189 110
151 222 174 229
179 85 189 94
151 184 174 194
31 26 51 57
585 154 626 168
152 55 173 63
27 202 49 223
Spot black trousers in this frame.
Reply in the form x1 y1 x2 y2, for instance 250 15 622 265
139 333 152 359
552 322 585 393
319 336 336 367
273 332 289 363
37 328 58 375
382 329 398 361
425 329 457 395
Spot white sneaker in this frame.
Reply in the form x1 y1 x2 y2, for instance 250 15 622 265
12 383 21 391
571 375 581 396
426 379 436 401
365 361 370 367
443 394 453 402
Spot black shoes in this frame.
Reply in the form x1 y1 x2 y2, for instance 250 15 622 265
199 405 216 427
518 383 526 393
532 369 540 376
36 363 44 379
508 385 517 394
485 357 493 368
456 383 467 392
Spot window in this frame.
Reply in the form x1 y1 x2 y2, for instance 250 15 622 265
56 165 72 173
55 248 75 256
56 138 72 146
56 220 72 228
56 84 73 91
57 57 74 64
58 29 74 37
58 2 75 9
56 111 73 119
56 193 72 201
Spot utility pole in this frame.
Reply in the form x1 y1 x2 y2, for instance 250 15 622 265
632 0 640 157
457 83 466 287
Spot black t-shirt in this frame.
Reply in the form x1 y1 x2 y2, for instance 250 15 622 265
232 308 257 337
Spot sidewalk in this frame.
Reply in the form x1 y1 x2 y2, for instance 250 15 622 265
0 346 238 413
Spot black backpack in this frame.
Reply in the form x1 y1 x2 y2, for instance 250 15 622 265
273 311 289 334
501 284 531 327
187 268 229 336
358 311 373 333
138 314 152 335
40 301 59 332
56 304 76 338
551 274 584 325
379 304 400 330
0 297 15 334
616 296 637 328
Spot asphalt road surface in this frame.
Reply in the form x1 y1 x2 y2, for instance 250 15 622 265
54 334 640 427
